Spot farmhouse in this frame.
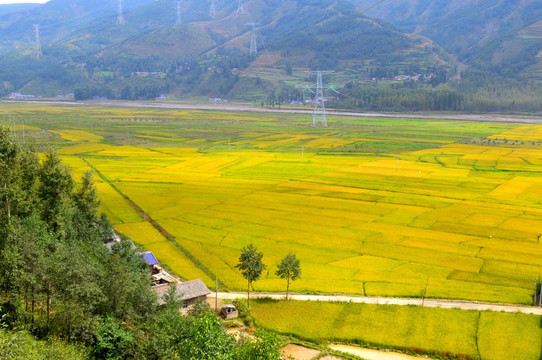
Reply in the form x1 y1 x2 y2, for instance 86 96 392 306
153 279 211 309
141 251 177 286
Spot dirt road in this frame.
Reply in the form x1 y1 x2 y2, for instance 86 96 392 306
212 292 542 315
5 99 542 124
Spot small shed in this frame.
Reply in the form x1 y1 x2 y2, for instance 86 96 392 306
221 304 238 319
153 279 211 309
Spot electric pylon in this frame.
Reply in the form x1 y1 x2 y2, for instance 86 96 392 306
176 1 182 25
210 0 216 16
33 24 42 60
245 22 259 54
117 0 125 25
237 0 244 13
305 71 334 127
175 0 183 25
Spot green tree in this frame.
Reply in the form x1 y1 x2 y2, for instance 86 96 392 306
178 310 235 360
38 149 74 238
73 171 100 228
0 126 39 244
235 244 266 308
235 329 284 360
275 253 301 300
92 316 133 360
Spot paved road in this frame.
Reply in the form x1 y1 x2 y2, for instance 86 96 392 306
212 292 542 315
4 99 542 124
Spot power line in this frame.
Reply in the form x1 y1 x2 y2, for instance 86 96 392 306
210 0 216 17
237 0 245 14
33 24 42 60
306 71 334 127
246 22 259 54
176 1 182 25
117 0 125 25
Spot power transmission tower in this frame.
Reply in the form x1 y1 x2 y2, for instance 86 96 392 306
176 1 182 25
33 24 42 60
117 0 125 25
245 22 259 54
305 71 335 127
210 0 216 16
237 0 244 13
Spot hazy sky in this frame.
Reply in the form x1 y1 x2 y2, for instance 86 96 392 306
0 0 48 4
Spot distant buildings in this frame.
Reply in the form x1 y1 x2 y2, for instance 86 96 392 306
9 93 34 99
9 93 74 100
209 98 228 103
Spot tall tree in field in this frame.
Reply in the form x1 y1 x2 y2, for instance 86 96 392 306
275 253 301 300
235 244 266 308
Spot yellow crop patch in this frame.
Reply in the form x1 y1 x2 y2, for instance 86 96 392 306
15 102 542 304
114 221 164 245
50 130 103 142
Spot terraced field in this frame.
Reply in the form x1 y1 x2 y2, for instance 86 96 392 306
3 103 542 304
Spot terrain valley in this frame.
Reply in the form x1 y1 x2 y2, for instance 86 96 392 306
1 1 542 360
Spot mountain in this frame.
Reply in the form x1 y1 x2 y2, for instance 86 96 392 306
468 20 542 81
0 3 39 16
0 0 452 100
0 0 156 53
349 0 542 53
349 0 542 80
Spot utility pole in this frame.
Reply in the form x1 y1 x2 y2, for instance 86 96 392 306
245 22 259 54
117 0 125 25
237 0 244 13
210 0 216 16
535 278 539 306
215 277 218 313
305 71 334 127
176 1 182 25
33 24 42 60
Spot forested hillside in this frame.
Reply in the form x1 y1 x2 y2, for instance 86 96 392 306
0 126 282 359
0 0 540 113
0 0 450 101
350 0 542 81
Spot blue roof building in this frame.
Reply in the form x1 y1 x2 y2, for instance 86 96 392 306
142 251 159 266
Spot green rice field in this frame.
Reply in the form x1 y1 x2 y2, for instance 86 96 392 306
251 299 542 360
3 102 542 305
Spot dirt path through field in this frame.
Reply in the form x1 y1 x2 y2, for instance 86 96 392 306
212 292 542 315
281 344 320 360
330 345 421 360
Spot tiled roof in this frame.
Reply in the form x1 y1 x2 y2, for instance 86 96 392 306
154 279 211 305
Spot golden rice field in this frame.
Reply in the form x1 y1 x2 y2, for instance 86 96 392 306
3 103 542 304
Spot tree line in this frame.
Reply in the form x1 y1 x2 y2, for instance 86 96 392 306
0 126 284 359
329 77 542 113
236 244 301 306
